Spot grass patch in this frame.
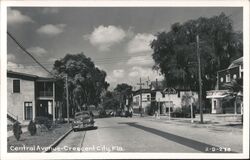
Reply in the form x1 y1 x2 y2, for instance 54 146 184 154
7 123 71 152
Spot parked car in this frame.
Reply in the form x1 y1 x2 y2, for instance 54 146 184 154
120 111 126 117
99 109 108 118
72 111 95 132
170 110 195 118
125 111 132 117
91 110 100 118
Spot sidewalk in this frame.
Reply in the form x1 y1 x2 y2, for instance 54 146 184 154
134 114 243 132
8 123 71 152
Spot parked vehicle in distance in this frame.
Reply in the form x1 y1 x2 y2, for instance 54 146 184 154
125 111 132 117
72 111 95 132
99 109 108 118
120 111 126 117
91 110 100 118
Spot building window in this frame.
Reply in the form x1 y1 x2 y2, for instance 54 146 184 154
178 91 180 98
226 74 231 82
147 95 150 101
233 74 237 79
220 77 224 82
24 102 33 120
162 93 165 98
13 80 20 93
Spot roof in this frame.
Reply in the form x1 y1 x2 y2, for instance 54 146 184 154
206 90 230 99
228 57 243 69
7 70 55 82
7 70 38 81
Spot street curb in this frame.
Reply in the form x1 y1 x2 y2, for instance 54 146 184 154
43 127 73 153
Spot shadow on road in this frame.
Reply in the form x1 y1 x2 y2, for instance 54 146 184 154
118 122 236 153
74 126 98 132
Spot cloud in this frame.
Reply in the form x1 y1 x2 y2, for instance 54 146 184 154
7 53 16 61
37 24 66 36
128 66 163 80
27 46 47 56
113 69 125 78
41 8 60 14
127 55 154 66
7 8 34 25
85 25 126 51
106 75 117 83
127 33 155 54
7 62 50 77
105 69 125 85
7 61 23 68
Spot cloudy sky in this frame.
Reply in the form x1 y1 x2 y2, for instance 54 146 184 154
7 7 242 90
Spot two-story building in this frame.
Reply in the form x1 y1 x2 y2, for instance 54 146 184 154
153 89 198 115
132 80 198 115
132 89 151 114
7 70 61 124
206 57 243 114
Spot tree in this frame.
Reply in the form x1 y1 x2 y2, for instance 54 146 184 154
53 53 109 115
151 12 242 91
223 78 243 114
102 91 120 111
114 83 133 110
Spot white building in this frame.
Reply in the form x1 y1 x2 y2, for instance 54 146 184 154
154 89 198 115
132 89 151 114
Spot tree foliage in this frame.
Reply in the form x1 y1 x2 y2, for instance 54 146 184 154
114 83 133 109
53 53 109 112
151 12 242 91
102 91 120 111
102 83 133 111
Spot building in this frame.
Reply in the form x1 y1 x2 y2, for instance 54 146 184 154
132 80 198 115
153 89 198 115
206 57 243 114
7 71 62 124
132 89 151 114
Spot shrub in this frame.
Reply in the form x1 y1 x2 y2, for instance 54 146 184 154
28 120 37 136
35 116 53 129
13 121 22 141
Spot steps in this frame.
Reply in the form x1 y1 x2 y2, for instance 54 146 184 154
7 112 20 124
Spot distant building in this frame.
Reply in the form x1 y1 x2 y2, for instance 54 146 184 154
132 80 198 115
152 89 198 115
206 57 243 114
132 89 151 114
7 71 62 124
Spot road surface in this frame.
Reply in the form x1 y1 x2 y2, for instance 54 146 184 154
53 117 242 153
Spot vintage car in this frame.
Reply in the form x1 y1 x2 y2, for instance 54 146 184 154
72 111 95 131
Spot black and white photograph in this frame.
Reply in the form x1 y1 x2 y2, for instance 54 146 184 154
0 0 249 159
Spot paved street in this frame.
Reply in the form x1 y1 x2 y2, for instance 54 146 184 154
53 117 242 153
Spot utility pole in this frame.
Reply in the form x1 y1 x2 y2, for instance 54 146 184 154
66 75 70 123
137 78 144 117
146 76 150 89
197 35 203 123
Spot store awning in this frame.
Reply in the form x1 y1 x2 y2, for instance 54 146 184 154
206 90 230 99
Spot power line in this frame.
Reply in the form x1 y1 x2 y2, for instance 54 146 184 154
7 31 53 76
